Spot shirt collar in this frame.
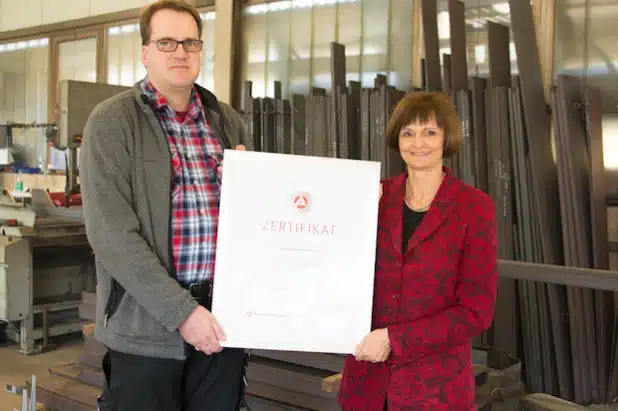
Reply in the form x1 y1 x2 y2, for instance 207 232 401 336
140 77 203 120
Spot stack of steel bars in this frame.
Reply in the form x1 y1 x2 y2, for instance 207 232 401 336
239 0 617 406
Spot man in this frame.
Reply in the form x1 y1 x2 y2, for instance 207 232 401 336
79 1 252 410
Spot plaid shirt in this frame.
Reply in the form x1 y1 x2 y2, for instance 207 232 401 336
141 79 223 285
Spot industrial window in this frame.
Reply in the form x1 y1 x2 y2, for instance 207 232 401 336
0 38 50 168
240 0 416 99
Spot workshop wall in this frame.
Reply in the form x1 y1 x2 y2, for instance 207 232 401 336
0 0 156 32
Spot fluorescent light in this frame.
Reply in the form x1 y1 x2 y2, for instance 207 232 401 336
492 3 510 14
0 38 48 53
245 0 358 15
108 24 139 36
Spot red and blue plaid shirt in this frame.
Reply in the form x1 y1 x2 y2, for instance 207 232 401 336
141 79 223 285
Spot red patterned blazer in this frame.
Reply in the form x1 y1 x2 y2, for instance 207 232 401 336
338 168 498 411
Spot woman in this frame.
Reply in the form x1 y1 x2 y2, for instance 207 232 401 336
338 91 498 410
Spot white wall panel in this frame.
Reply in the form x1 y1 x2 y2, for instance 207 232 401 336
41 0 91 25
0 0 42 32
0 0 157 33
89 0 154 19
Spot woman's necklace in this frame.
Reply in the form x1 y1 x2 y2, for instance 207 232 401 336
405 195 432 212
405 172 444 212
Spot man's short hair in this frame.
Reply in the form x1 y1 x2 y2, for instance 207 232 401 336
140 0 203 45
385 91 462 158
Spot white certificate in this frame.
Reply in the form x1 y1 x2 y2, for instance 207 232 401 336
211 150 381 354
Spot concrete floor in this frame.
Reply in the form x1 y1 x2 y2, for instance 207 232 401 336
0 336 84 411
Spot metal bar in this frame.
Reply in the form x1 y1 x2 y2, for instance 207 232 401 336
246 380 339 411
275 98 285 154
470 77 488 193
339 89 349 160
305 93 314 156
246 357 336 399
421 0 442 91
508 0 563 265
498 260 618 291
313 93 327 157
250 350 344 373
585 85 614 403
330 42 346 95
273 81 282 100
291 95 305 156
347 81 361 160
360 88 370 161
490 86 518 360
448 0 468 93
377 84 387 179
387 89 405 177
487 22 512 88
456 90 475 187
554 74 595 403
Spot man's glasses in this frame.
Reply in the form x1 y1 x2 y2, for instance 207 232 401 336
151 38 203 53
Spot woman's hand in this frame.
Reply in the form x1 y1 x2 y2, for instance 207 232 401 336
354 328 391 363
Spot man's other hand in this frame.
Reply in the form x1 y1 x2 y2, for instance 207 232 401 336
178 306 226 355
234 144 246 151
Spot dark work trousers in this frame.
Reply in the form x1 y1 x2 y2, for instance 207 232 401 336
97 289 247 411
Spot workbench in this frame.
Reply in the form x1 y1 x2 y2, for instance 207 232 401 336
0 193 93 355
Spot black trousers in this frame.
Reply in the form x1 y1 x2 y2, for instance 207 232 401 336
98 345 246 411
97 284 246 411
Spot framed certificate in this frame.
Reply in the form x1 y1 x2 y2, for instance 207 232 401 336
211 150 381 354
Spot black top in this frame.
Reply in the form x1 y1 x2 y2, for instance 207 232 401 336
402 203 426 253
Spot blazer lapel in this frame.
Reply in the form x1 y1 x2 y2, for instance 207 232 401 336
380 173 407 257
381 168 462 256
405 200 455 253
404 168 460 254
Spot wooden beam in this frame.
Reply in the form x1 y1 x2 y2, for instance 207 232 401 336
499 260 618 292
410 0 423 89
214 0 241 105
321 373 341 393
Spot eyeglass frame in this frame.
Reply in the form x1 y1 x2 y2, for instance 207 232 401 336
149 38 203 53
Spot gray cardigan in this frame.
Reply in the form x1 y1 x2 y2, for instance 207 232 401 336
79 81 253 360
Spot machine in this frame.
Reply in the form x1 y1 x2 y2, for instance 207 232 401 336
0 193 92 354
0 80 129 354
57 79 130 198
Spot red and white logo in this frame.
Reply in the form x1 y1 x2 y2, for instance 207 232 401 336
293 193 310 212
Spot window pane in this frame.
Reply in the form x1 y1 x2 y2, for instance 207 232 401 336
107 23 146 87
58 37 98 83
52 37 98 170
338 1 361 84
436 1 517 77
0 38 49 167
361 0 389 88
312 3 337 90
243 8 269 98
555 0 618 169
198 11 217 92
241 0 416 99
288 6 312 96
